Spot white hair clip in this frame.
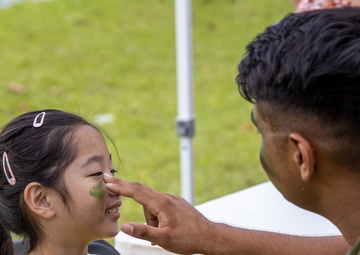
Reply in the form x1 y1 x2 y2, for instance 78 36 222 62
33 112 46 128
2 152 16 185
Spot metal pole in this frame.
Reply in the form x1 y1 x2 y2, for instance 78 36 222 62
174 0 195 204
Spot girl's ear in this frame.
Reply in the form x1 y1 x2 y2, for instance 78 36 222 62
24 182 56 219
289 133 315 182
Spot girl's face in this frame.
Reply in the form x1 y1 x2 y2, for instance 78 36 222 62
53 125 121 243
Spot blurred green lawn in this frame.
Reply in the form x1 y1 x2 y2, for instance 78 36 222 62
1 0 293 244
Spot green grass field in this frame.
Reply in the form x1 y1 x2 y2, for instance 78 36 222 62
0 0 294 244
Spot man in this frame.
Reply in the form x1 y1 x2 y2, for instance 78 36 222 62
105 7 360 254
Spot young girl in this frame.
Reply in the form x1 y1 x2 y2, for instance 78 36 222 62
0 109 121 255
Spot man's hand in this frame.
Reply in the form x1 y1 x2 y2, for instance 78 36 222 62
104 174 214 254
104 174 350 255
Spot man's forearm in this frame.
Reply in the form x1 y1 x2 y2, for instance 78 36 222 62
203 223 349 255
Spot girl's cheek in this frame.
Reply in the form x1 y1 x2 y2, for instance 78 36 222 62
90 179 106 200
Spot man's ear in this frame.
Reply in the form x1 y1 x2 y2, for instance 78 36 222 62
289 133 315 182
24 182 56 219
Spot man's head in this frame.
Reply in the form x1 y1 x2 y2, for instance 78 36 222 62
236 7 360 209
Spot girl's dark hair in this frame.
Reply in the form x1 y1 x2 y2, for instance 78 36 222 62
0 109 99 254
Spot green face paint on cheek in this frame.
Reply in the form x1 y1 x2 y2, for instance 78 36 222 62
90 179 106 200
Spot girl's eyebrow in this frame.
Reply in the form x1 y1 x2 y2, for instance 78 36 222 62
81 155 103 168
81 154 112 169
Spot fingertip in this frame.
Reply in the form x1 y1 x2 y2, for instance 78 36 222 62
103 174 118 185
105 183 116 190
103 173 114 179
121 223 135 236
106 187 118 196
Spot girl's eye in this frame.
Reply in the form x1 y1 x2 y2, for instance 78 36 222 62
110 169 118 176
92 172 104 177
91 169 117 177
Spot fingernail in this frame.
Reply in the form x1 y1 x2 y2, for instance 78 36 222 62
122 223 134 235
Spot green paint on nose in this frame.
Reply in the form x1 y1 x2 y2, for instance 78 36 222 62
90 178 106 200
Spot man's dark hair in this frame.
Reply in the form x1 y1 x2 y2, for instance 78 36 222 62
237 7 360 165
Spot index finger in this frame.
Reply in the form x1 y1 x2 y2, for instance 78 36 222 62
104 174 162 209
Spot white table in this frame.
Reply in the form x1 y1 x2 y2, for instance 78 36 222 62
114 181 341 255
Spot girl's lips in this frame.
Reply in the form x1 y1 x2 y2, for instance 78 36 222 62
106 208 119 214
106 200 122 214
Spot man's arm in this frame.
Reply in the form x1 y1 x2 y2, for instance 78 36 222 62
104 175 349 255
200 223 348 255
